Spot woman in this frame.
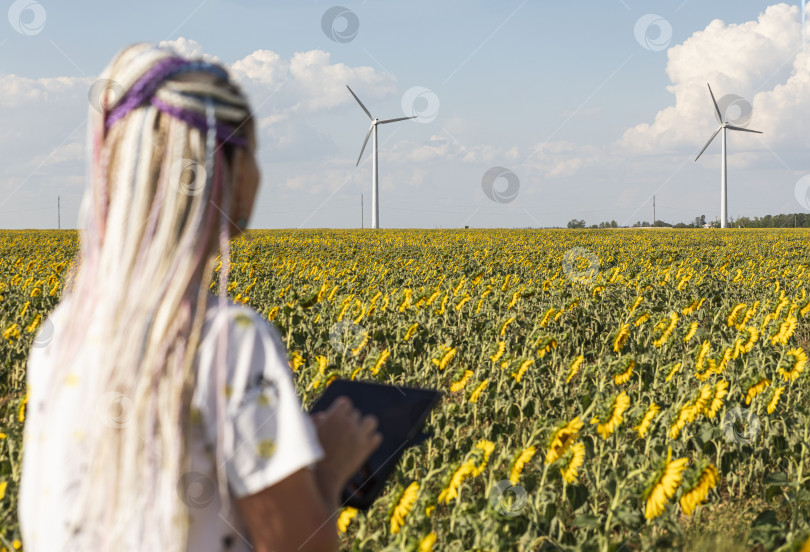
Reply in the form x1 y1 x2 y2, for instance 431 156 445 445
18 43 381 551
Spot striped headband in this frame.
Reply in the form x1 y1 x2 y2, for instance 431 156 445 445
104 56 248 148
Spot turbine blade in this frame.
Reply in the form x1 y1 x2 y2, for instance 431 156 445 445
695 126 722 161
726 125 763 134
356 125 373 166
707 83 723 121
347 85 373 121
378 116 417 124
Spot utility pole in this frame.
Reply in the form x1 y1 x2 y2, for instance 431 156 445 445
653 195 655 228
361 194 363 229
58 196 60 230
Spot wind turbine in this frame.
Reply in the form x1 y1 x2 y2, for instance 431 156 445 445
694 83 762 229
347 85 416 229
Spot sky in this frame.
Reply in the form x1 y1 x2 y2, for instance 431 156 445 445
0 0 808 229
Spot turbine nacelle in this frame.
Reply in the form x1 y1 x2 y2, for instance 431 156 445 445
695 83 762 162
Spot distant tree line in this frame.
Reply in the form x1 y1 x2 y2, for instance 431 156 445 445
565 213 810 229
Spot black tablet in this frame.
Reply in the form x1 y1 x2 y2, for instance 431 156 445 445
309 379 442 510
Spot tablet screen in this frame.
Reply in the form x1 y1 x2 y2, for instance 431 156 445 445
309 379 441 509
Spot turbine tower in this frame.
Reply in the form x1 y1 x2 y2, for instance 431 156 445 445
694 83 762 229
347 85 415 229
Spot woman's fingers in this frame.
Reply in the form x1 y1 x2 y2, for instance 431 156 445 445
330 395 352 412
360 414 378 433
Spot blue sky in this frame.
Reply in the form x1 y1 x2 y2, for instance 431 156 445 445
1 0 808 228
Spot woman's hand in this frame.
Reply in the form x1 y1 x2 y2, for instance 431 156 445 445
311 396 383 505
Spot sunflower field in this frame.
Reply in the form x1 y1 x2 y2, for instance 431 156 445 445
2 228 810 551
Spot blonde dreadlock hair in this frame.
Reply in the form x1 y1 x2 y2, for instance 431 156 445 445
49 43 253 550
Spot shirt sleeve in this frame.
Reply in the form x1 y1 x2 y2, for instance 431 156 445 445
201 305 324 499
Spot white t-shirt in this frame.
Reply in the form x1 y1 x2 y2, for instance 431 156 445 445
19 294 324 551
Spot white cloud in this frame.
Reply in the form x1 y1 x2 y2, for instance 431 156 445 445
231 48 397 116
619 3 810 154
158 38 221 64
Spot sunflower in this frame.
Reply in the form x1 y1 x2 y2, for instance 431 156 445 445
665 362 682 383
745 378 771 405
403 323 419 341
25 313 42 333
741 326 759 353
350 332 370 355
507 289 522 310
337 507 358 532
418 532 437 552
727 303 747 327
390 482 419 534
705 380 729 419
510 445 537 485
634 403 660 438
695 341 711 373
2 323 21 341
683 321 698 343
779 348 807 382
536 336 558 358
692 384 714 415
539 308 555 328
714 347 733 374
613 323 631 352
592 391 630 439
490 341 506 362
560 441 586 483
653 312 679 347
634 312 651 327
736 301 759 329
679 464 719 516
371 349 391 375
472 439 496 476
681 299 698 315
644 448 689 520
449 370 474 392
567 355 585 384
500 316 516 335
438 461 477 504
766 386 785 414
469 379 490 403
670 402 699 440
613 358 635 385
546 416 584 464
432 346 457 370
770 314 797 346
512 359 534 383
